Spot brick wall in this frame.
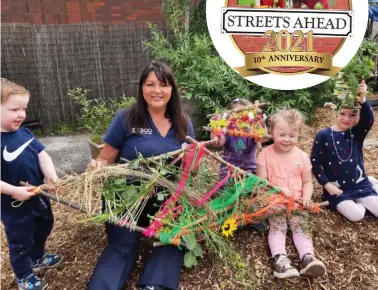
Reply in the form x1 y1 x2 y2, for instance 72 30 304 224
1 0 166 25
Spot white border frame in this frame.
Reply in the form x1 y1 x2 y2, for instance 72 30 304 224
206 0 368 90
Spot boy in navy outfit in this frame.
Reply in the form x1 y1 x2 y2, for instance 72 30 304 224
1 78 63 290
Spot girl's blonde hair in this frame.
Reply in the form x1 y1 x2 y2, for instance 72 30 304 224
226 98 253 110
269 109 306 135
1 78 29 103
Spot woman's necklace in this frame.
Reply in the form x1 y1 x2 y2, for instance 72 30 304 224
331 126 353 162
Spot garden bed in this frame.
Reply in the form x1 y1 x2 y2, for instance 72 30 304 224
1 106 377 290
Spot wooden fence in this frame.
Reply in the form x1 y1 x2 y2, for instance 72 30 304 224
1 22 165 130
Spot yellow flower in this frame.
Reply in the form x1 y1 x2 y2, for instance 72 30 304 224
221 218 237 238
209 119 227 128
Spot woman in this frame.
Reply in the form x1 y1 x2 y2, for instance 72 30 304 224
87 61 195 290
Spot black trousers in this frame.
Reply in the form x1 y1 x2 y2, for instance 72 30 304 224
88 176 184 290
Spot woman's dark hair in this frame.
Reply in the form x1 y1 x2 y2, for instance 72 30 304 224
127 61 189 142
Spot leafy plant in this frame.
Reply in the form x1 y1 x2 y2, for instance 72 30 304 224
69 88 136 143
183 232 203 268
55 122 77 136
31 128 43 136
339 39 378 96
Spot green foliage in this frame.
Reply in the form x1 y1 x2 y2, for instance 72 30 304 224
314 2 323 9
55 122 77 136
69 88 136 143
99 178 150 220
340 40 378 96
182 232 197 250
31 128 43 137
258 78 336 122
102 179 139 202
182 230 204 268
331 40 377 110
31 122 79 136
238 0 256 6
184 251 198 268
189 0 207 35
193 244 204 258
328 0 336 8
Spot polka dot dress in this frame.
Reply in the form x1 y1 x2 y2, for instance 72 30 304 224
310 101 377 209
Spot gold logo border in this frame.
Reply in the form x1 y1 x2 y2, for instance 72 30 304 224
224 0 352 76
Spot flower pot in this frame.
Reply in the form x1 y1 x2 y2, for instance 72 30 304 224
87 139 105 159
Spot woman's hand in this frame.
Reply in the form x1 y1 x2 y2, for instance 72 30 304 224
12 186 35 201
87 159 108 172
87 144 119 171
358 80 367 104
324 182 343 195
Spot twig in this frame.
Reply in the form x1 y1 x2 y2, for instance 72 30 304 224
319 283 328 290
206 102 270 118
231 279 249 287
137 138 216 164
186 136 248 175
364 138 378 147
20 181 187 248
205 263 215 284
185 136 330 210
20 181 92 214
319 201 329 207
347 269 358 284
202 126 271 140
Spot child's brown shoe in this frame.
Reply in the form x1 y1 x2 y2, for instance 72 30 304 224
299 253 326 278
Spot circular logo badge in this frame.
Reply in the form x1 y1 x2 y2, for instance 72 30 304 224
206 0 368 90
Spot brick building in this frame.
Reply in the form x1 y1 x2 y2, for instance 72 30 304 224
1 1 174 129
1 0 166 25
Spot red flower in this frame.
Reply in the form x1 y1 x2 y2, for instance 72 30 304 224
229 123 237 129
241 115 249 122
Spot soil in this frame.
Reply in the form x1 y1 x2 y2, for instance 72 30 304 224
1 106 378 290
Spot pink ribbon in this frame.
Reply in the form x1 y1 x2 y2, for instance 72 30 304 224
143 143 206 237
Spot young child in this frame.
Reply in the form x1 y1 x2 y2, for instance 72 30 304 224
213 99 259 180
311 81 378 222
212 98 266 231
257 109 326 279
1 78 63 290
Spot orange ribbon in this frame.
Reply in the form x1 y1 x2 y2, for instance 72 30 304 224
25 182 41 195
